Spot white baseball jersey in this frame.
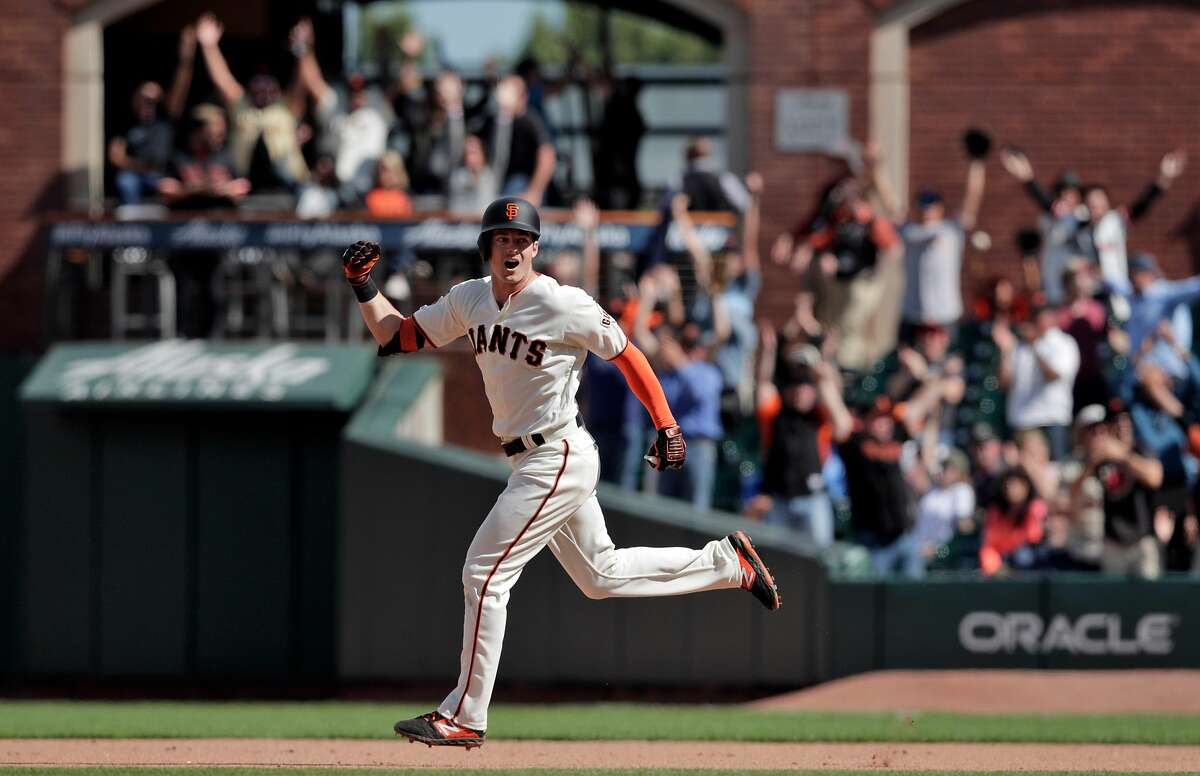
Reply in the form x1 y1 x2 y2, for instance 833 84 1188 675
413 273 627 439
403 270 743 734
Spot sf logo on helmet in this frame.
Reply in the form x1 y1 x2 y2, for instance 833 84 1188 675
506 203 520 220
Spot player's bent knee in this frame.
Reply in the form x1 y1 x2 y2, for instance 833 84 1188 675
462 566 487 593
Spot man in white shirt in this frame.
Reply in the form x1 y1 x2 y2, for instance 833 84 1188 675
995 303 1081 461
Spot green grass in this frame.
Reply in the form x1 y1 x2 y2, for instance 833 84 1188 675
0 702 1198 745
0 772 1191 776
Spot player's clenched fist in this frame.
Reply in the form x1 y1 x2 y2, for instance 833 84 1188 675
342 240 382 303
645 424 686 471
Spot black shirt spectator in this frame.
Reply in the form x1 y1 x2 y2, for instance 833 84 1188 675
593 75 645 210
1096 460 1154 545
839 425 912 545
124 118 174 175
481 110 551 191
676 136 749 214
109 28 195 205
763 405 825 498
478 75 556 206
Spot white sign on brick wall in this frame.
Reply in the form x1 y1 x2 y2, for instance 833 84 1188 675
774 89 849 153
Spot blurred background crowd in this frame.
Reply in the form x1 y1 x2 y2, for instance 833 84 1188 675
97 8 1200 580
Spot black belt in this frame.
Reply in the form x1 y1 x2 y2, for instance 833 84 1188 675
502 416 583 457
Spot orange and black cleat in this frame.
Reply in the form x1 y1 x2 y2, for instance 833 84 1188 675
394 711 486 749
729 530 782 610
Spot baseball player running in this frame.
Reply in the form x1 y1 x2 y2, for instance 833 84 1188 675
342 196 782 749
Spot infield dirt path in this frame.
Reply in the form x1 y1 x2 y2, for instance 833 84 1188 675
3 739 1200 771
752 670 1200 714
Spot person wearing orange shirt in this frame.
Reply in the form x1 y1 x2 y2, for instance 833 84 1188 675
365 151 414 219
980 467 1047 575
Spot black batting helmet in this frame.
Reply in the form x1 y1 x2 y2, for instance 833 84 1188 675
477 196 541 260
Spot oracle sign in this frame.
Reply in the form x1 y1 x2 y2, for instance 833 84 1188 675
959 611 1178 656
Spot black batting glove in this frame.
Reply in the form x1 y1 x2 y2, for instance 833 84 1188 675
644 424 686 471
343 240 382 303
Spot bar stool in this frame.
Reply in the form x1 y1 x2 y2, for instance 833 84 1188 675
110 246 176 339
213 247 287 339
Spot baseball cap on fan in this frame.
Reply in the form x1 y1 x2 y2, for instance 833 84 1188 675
1130 252 1161 276
779 343 820 386
915 189 943 209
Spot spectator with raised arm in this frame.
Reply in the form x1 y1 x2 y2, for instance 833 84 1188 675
669 192 731 348
1084 148 1186 316
195 13 309 192
755 329 841 549
407 70 468 198
800 177 904 370
770 169 855 275
1000 147 1086 304
291 18 388 200
672 173 764 405
544 198 601 298
109 27 197 205
1112 253 1200 389
824 382 915 574
882 130 987 343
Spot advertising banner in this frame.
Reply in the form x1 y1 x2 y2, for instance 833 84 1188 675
47 217 734 254
829 576 1200 674
20 340 375 410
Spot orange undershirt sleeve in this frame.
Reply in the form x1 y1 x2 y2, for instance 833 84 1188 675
610 342 677 430
378 315 430 356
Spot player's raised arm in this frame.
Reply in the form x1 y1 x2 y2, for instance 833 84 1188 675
342 241 430 355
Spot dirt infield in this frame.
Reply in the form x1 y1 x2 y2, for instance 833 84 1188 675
751 669 1200 714
4 671 1198 771
3 739 1200 771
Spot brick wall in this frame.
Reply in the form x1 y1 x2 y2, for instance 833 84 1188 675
909 0 1200 304
0 0 69 352
744 0 875 323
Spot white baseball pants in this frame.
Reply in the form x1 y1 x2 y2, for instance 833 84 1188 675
436 426 743 730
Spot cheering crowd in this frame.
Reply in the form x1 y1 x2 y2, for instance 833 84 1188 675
106 16 1200 578
731 133 1198 579
108 15 642 216
574 131 1200 580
